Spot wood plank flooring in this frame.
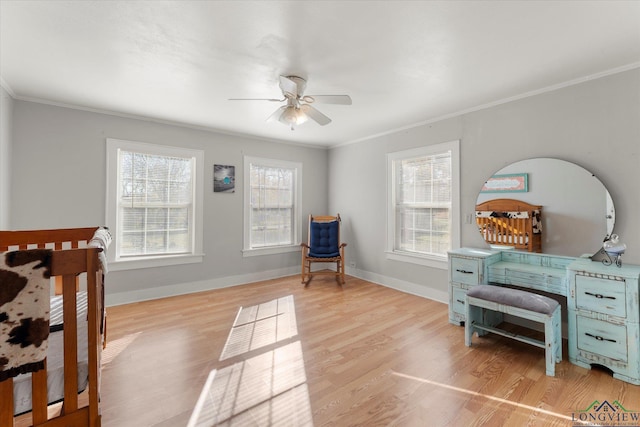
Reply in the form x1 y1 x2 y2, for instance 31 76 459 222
93 275 640 425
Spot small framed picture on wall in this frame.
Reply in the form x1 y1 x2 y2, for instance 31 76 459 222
214 164 235 193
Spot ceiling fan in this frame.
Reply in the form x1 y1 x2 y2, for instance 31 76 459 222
229 75 352 130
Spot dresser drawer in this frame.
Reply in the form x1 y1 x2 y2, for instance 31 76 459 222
577 316 628 362
576 275 626 318
451 257 480 285
451 286 467 317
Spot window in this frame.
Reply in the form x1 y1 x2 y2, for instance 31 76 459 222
243 156 302 256
386 140 460 268
106 138 204 270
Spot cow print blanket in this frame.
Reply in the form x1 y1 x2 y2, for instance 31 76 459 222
0 249 52 382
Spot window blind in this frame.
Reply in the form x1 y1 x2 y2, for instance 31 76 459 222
119 150 193 256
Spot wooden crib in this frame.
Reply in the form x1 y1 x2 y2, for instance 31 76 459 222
0 227 109 427
475 199 542 252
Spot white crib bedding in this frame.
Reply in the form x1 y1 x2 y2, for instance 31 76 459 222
13 292 89 415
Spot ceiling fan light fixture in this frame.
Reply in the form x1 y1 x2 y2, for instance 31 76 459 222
281 106 308 126
294 109 308 125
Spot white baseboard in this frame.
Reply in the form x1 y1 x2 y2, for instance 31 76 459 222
346 267 449 304
106 266 448 307
105 266 300 306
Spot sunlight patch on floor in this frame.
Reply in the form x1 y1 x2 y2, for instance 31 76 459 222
188 295 313 426
189 341 312 426
101 332 141 365
220 295 297 360
391 371 590 424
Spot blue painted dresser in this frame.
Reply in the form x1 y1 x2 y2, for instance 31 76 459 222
448 248 640 384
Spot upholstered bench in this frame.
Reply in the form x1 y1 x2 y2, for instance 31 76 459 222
465 285 562 376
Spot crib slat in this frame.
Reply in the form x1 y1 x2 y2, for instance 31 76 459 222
0 378 13 426
54 276 63 296
32 365 48 424
54 276 80 296
62 274 79 413
86 252 101 427
517 217 525 245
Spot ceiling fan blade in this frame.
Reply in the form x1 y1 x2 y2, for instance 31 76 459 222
300 104 331 126
303 95 352 105
229 98 284 102
279 75 299 98
266 106 286 123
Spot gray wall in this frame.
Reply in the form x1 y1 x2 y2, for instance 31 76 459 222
329 68 640 301
0 86 12 229
10 102 328 304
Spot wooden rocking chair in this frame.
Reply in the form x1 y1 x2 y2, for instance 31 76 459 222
300 214 347 284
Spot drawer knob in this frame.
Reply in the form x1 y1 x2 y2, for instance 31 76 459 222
456 299 465 304
585 291 615 300
456 269 473 274
585 332 616 343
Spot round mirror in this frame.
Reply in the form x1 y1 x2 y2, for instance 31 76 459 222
476 158 614 256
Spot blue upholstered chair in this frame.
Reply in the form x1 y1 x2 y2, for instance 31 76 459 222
300 214 347 284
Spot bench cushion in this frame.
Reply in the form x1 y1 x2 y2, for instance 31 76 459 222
467 285 559 315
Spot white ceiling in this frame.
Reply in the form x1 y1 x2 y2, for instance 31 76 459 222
1 1 639 147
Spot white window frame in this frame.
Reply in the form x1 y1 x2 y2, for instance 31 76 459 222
243 156 302 257
386 140 460 269
105 138 204 271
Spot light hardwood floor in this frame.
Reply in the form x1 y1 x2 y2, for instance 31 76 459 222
96 275 640 427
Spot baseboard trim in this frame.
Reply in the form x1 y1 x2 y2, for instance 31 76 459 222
347 267 448 304
105 266 448 307
105 266 300 306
